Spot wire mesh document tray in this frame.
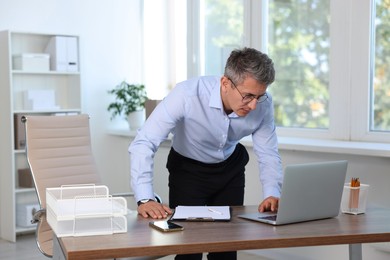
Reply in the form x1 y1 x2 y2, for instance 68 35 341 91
46 184 127 237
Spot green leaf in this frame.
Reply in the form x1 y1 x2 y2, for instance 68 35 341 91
107 81 147 120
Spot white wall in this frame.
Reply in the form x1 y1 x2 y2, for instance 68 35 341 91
0 0 143 193
1 1 390 259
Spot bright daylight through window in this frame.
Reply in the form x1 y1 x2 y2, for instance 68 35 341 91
371 0 390 132
267 0 330 129
144 0 390 143
198 0 330 130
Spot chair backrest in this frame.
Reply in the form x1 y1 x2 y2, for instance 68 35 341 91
24 114 101 208
24 114 101 257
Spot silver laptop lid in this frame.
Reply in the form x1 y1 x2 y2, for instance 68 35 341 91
238 160 348 225
275 160 348 225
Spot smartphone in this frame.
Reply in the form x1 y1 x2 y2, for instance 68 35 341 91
149 221 184 232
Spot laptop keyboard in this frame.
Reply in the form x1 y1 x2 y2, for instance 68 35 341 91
258 215 277 221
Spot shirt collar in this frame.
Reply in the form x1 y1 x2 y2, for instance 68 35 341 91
209 80 223 109
209 79 239 118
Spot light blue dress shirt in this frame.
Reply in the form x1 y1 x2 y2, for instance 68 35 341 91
129 76 282 202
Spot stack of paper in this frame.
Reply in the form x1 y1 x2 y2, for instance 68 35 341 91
171 206 231 221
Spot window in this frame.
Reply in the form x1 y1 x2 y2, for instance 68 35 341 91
191 0 335 139
349 0 390 142
144 0 390 143
267 0 330 129
143 0 187 100
199 0 244 75
371 0 390 132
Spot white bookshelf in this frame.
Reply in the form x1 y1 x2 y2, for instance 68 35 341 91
0 30 82 242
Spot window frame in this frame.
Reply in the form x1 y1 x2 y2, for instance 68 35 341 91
349 0 390 143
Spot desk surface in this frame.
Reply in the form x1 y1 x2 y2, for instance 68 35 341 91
59 206 390 259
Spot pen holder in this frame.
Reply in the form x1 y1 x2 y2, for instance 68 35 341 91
341 183 369 215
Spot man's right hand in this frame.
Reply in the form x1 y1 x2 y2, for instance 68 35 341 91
137 201 173 219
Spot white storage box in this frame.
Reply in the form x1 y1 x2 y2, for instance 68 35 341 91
16 203 40 227
45 36 79 72
13 53 50 71
24 89 60 110
46 185 127 237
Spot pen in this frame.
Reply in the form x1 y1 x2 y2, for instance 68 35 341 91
349 177 361 210
188 217 214 220
208 208 223 215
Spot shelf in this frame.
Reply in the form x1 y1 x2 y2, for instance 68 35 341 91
15 188 35 194
13 109 81 114
12 70 80 75
107 127 390 158
16 226 36 234
0 30 82 242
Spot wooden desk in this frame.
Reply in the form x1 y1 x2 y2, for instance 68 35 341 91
54 206 390 260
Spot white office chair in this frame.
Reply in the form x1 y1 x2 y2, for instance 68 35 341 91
23 114 162 259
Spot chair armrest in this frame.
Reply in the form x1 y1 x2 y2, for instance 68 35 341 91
31 208 46 224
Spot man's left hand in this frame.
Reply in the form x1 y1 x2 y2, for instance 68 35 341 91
258 196 279 213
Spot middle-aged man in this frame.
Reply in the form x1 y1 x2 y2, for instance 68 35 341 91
129 47 283 260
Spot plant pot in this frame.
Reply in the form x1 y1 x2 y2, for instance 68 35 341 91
127 109 146 130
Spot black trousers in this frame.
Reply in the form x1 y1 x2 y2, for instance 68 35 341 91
166 143 249 260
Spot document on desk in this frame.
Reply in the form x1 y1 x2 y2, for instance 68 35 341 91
171 206 231 221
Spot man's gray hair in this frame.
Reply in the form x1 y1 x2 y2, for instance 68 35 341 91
224 47 275 87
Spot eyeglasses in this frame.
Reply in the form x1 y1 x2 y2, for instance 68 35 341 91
228 78 268 104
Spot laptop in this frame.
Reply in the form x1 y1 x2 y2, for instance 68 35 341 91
238 160 348 225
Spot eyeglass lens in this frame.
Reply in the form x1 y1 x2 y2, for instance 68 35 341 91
228 78 268 104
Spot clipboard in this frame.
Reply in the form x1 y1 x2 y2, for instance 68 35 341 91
170 206 231 221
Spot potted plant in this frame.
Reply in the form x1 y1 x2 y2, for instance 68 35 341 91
107 81 147 129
